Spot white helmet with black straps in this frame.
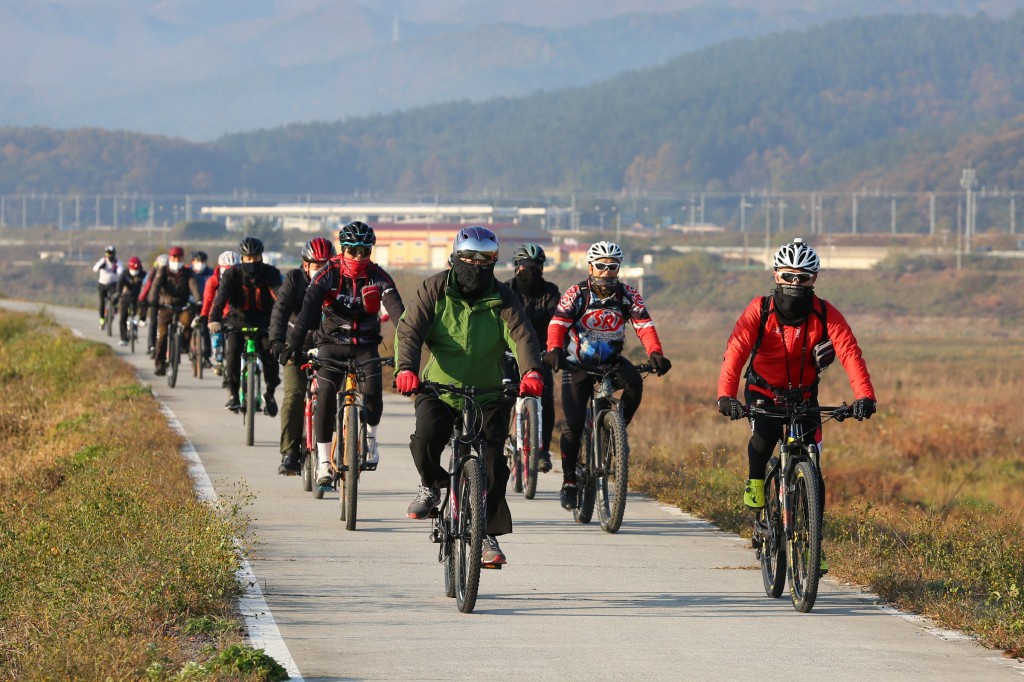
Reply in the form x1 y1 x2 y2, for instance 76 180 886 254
587 240 623 263
772 237 820 273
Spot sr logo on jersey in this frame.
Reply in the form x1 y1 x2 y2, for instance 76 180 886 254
581 309 624 332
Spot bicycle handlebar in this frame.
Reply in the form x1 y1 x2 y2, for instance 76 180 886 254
564 361 656 377
418 380 518 401
743 402 853 422
302 354 395 373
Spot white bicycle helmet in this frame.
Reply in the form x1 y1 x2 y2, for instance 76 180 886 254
586 240 623 263
217 250 241 267
772 237 820 273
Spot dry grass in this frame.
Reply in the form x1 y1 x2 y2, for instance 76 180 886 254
0 310 279 680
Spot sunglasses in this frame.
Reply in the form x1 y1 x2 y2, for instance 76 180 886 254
778 271 814 284
591 261 620 272
456 250 498 263
344 246 371 257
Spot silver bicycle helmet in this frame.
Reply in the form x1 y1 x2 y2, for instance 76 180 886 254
586 240 623 263
772 237 820 273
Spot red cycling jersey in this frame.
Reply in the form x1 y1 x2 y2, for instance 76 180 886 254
200 268 230 319
718 295 875 402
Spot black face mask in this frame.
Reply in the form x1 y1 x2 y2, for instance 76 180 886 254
773 286 814 325
515 268 543 294
589 276 619 298
241 262 259 277
452 259 495 301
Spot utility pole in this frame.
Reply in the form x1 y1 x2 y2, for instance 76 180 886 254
763 198 771 270
778 197 786 234
851 193 858 234
739 194 752 232
929 192 935 235
891 197 897 234
960 168 976 253
1011 193 1017 236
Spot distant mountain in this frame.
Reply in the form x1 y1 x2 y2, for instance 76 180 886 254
3 12 1024 197
1 0 1020 139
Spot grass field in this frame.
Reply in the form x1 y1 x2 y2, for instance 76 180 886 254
0 310 286 681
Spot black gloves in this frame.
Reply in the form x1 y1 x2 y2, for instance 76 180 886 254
717 396 744 420
649 352 671 376
852 398 876 420
272 341 294 366
544 348 565 373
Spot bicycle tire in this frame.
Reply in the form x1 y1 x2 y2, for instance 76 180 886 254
245 358 257 446
301 393 315 493
342 404 360 529
573 427 595 524
759 464 787 598
444 505 456 599
788 459 822 612
522 398 540 500
596 410 628 533
507 432 523 494
454 457 484 613
192 330 203 379
105 301 114 337
129 322 136 354
167 327 179 388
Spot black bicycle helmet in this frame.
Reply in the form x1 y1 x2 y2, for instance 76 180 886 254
191 250 208 262
338 221 376 247
513 243 546 266
238 237 265 257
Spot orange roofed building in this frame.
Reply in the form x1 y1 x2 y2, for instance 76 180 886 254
366 223 559 270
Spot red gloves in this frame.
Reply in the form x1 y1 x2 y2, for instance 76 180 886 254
362 285 382 314
395 370 420 395
519 370 544 397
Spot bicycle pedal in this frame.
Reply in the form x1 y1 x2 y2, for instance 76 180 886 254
427 507 440 519
360 463 378 472
482 562 503 570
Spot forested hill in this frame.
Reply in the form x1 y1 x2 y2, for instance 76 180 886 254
3 12 1024 196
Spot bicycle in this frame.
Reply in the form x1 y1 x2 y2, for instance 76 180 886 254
162 303 195 389
744 399 852 613
299 352 319 494
303 353 394 529
230 326 266 447
189 317 208 379
123 301 140 353
565 361 654 534
502 352 543 500
420 380 516 614
103 288 119 337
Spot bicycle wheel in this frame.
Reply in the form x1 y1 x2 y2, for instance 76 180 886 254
506 434 522 494
129 322 136 353
573 427 595 524
105 301 114 337
596 410 628 533
454 457 484 613
341 404 360 529
301 393 315 493
788 460 823 612
759 463 787 598
444 500 456 599
522 398 540 500
245 358 257 446
167 328 179 388
191 330 203 379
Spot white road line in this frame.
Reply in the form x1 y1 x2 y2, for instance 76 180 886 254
157 400 304 681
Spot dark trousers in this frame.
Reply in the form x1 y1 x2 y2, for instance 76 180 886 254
118 297 136 342
280 362 307 456
155 307 193 368
558 357 643 479
224 331 280 398
410 394 513 536
147 305 158 350
313 345 383 443
97 283 116 318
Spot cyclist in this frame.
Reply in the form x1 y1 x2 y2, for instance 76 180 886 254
147 246 200 376
138 253 169 356
280 222 405 485
716 238 876 571
92 245 122 329
190 251 215 368
503 243 560 473
115 256 146 346
396 226 544 566
545 240 672 511
208 237 283 414
199 250 241 377
268 236 336 475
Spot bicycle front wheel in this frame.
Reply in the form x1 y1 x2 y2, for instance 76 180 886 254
301 393 315 493
596 410 628 533
522 398 541 500
788 460 823 612
759 464 786 598
573 427 595 524
167 329 179 388
129 323 136 354
341 404 360 529
454 457 484 613
245 359 257 446
191 330 203 379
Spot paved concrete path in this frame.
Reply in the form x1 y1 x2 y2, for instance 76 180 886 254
5 299 1022 681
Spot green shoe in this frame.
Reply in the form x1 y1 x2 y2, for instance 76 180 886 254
819 554 829 575
743 478 765 509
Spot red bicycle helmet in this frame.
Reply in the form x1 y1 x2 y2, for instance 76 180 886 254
168 246 185 258
127 256 142 270
302 237 335 263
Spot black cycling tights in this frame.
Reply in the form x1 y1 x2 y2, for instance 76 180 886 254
313 344 382 443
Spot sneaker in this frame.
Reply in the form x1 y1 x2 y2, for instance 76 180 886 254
559 481 577 511
363 437 379 470
407 485 440 519
263 393 278 418
743 478 765 509
213 363 224 376
118 340 128 347
202 358 213 369
98 318 105 329
154 365 167 376
537 452 552 473
317 460 333 488
278 452 300 475
225 397 241 412
482 535 507 565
